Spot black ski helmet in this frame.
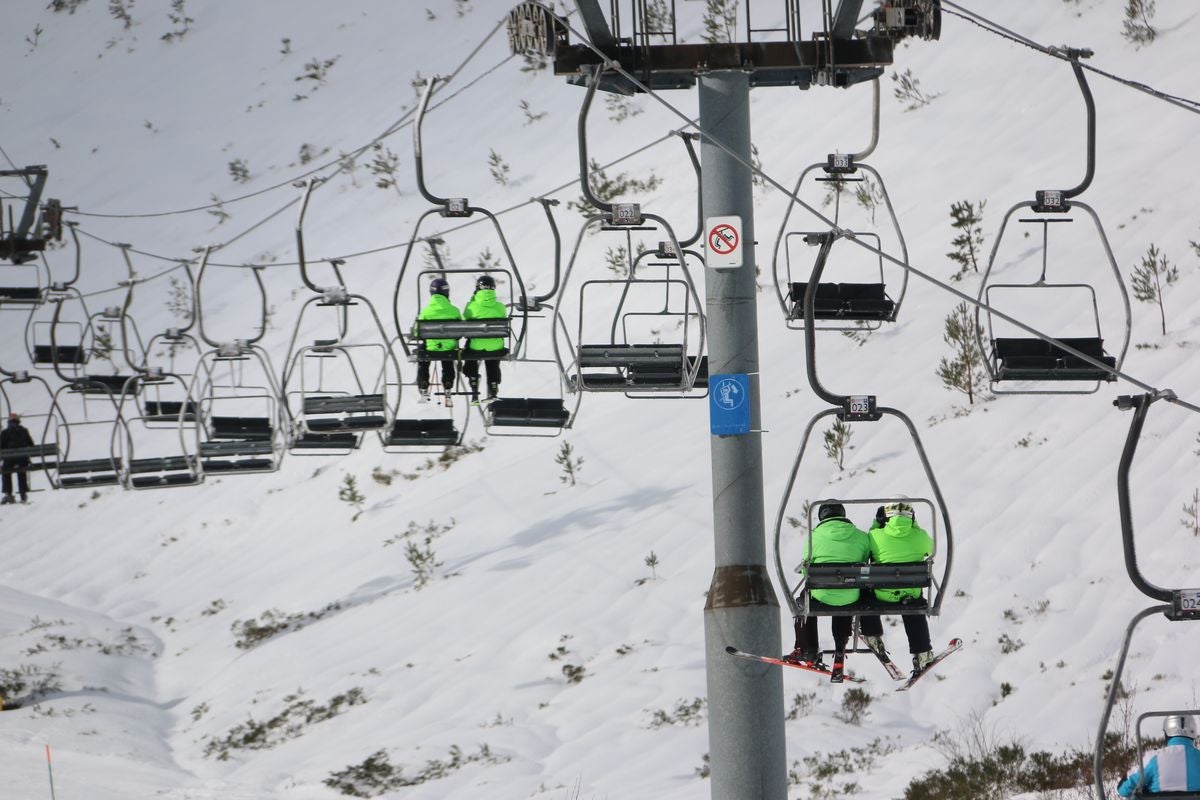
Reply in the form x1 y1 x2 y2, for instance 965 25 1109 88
429 277 450 297
817 502 846 523
475 274 496 291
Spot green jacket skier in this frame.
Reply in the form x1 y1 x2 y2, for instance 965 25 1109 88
461 274 508 402
414 277 461 403
786 502 870 667
859 502 936 676
867 503 934 603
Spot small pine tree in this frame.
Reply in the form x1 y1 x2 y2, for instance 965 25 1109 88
166 276 192 323
1183 489 1200 537
1122 0 1157 45
891 68 940 111
643 0 671 35
519 99 547 125
644 551 659 580
701 0 738 44
338 474 366 521
855 174 885 224
1130 244 1179 335
487 149 510 186
556 441 584 487
228 159 251 184
823 419 853 472
605 93 643 123
368 144 404 197
947 200 986 281
936 302 988 404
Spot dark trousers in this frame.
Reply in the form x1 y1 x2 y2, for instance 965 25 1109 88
462 357 501 390
859 612 931 654
2 463 30 497
417 358 456 392
794 615 853 654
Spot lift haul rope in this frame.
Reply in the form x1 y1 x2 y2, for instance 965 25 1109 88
13 5 1200 414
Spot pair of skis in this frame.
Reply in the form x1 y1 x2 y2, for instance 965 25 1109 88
726 638 962 692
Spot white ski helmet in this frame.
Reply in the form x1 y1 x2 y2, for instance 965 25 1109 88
1163 715 1197 741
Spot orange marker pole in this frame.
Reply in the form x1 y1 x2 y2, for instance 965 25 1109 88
45 744 57 800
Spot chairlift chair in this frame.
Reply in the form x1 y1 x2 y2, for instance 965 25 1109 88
0 370 60 477
190 344 287 474
42 380 124 489
770 78 910 331
771 405 953 623
975 203 1129 395
113 370 201 489
552 212 706 398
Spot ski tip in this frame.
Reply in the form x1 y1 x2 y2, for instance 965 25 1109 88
724 645 738 655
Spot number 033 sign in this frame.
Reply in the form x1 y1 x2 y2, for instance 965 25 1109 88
705 215 743 269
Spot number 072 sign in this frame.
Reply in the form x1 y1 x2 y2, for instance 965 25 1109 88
705 215 743 268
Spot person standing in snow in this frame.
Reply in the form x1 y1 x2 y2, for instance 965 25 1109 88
1 413 36 504
460 274 508 404
414 277 461 406
785 502 871 668
859 502 936 676
1117 715 1200 796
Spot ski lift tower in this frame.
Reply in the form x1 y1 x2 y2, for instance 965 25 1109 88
509 2 940 796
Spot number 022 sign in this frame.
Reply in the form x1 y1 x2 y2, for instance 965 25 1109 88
705 215 743 268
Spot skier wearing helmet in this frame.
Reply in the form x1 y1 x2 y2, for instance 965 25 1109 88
859 502 936 677
461 274 508 404
1118 715 1200 796
415 277 462 406
784 502 870 674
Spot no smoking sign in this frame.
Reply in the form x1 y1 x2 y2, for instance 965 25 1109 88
705 215 743 268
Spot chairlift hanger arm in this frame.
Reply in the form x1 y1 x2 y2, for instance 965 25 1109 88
294 178 325 294
801 232 846 407
414 77 450 207
524 197 562 310
1114 392 1176 603
578 65 613 214
675 130 702 248
851 77 880 162
1059 49 1096 201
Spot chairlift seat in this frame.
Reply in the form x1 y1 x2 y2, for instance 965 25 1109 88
144 400 197 422
200 440 274 457
0 286 43 303
487 398 570 428
788 282 895 321
306 415 387 433
128 456 194 474
1 443 58 461
292 431 360 450
992 336 1116 381
302 394 385 415
413 319 511 340
130 472 200 488
201 457 275 473
77 374 131 394
800 561 932 616
57 458 120 487
385 418 459 446
33 344 85 364
211 416 273 441
579 343 685 367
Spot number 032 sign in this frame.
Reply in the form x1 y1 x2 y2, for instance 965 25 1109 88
705 215 743 269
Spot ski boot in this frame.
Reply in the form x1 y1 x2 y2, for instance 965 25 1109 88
783 647 823 669
19 494 28 504
487 382 499 401
911 650 935 678
468 378 480 406
417 386 431 404
0 495 13 505
830 650 847 683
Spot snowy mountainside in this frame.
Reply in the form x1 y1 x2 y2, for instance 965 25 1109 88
0 1 1198 799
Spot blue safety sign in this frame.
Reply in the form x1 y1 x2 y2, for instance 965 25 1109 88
709 373 750 435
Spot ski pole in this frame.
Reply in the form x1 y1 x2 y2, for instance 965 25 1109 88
45 744 56 800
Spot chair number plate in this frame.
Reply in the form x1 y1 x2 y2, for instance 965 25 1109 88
1179 588 1200 614
848 396 872 415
